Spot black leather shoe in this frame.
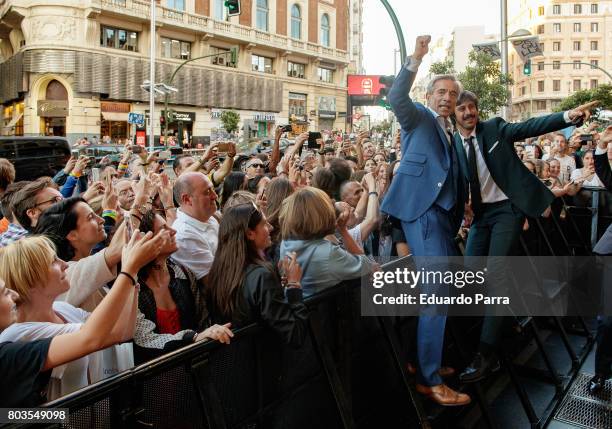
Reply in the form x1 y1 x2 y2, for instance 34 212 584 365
459 353 501 383
588 374 607 394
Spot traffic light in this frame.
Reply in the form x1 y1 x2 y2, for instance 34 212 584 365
523 60 531 76
225 0 241 16
230 46 239 65
378 75 395 111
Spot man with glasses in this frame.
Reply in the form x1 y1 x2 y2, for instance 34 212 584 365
0 178 63 247
172 172 219 280
245 158 266 179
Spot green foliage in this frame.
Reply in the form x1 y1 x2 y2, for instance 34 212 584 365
371 119 392 134
553 84 612 114
430 59 455 75
220 110 240 134
457 51 513 119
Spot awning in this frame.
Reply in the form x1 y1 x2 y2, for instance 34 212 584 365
101 112 129 122
3 113 23 129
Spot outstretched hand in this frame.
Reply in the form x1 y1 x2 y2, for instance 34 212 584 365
413 35 431 61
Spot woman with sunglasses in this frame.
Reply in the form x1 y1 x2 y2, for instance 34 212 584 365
0 231 165 405
206 202 308 347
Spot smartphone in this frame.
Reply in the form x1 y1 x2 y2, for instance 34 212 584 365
280 124 293 133
158 150 171 160
217 142 230 152
71 149 80 158
91 167 101 182
131 145 144 154
308 132 322 149
580 134 593 143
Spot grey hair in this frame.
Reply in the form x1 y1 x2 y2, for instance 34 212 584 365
426 74 463 95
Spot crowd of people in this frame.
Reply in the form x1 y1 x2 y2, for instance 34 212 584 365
1 36 612 413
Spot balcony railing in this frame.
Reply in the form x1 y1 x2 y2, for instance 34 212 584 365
96 0 349 63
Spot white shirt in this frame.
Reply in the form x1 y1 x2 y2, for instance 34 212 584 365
570 168 605 187
555 154 577 185
461 132 509 204
172 208 219 280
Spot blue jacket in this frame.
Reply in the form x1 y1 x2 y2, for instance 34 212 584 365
381 65 466 231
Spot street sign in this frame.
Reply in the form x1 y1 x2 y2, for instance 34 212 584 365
128 112 145 125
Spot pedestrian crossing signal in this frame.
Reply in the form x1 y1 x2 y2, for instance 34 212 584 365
225 0 241 16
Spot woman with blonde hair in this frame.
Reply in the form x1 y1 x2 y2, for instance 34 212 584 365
0 231 165 405
279 187 376 296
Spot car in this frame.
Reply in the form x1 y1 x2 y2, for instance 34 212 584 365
0 136 71 181
255 138 293 153
73 144 123 164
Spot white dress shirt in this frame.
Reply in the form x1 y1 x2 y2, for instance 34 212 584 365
172 208 219 280
461 131 509 204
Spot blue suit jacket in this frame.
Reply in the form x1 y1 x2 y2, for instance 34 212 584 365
381 65 466 231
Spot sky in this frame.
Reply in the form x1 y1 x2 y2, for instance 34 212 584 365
362 0 501 76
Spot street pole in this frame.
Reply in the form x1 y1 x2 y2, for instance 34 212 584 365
500 0 509 120
379 0 407 63
148 0 156 151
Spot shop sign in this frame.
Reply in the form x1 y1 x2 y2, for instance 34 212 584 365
211 110 223 119
347 76 384 96
253 112 276 122
146 110 196 123
101 102 131 113
318 96 336 119
37 100 68 117
128 113 145 125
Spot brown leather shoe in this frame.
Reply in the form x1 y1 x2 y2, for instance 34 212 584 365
406 363 456 378
416 383 471 406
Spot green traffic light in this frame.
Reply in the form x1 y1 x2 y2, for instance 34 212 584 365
523 60 531 76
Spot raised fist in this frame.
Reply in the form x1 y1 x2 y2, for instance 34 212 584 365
413 35 431 61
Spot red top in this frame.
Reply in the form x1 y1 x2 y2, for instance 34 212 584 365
156 308 181 334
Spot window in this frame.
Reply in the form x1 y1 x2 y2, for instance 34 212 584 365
287 61 305 78
537 62 544 71
251 54 273 73
539 42 545 52
214 0 227 21
537 25 545 34
210 46 231 66
591 59 599 69
573 60 581 69
321 14 330 47
574 22 581 32
573 79 581 91
100 26 138 51
553 4 561 14
591 22 599 32
591 79 598 89
291 4 302 39
256 0 269 32
538 80 545 92
520 86 526 96
167 0 185 10
536 101 547 111
538 6 544 15
591 3 598 13
591 41 598 50
573 41 581 51
318 67 334 83
553 60 561 69
289 93 307 117
553 23 561 32
161 37 190 60
553 41 561 51
553 80 561 91
574 4 582 14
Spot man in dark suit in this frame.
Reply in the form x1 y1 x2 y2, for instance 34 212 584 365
452 91 599 382
589 125 612 393
382 36 470 406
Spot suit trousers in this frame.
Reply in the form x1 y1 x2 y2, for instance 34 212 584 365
465 200 525 348
402 205 459 386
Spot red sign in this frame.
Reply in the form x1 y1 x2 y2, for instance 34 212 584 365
136 130 146 146
348 75 384 96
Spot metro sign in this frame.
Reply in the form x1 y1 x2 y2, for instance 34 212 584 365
347 75 385 96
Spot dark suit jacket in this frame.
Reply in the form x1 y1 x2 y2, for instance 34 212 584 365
381 64 466 232
594 152 612 255
454 113 569 218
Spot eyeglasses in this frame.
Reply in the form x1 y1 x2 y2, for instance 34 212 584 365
248 163 265 168
34 195 63 208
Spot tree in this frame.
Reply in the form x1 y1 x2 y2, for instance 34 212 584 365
372 119 392 135
429 59 455 75
220 110 240 134
456 51 513 119
553 84 612 115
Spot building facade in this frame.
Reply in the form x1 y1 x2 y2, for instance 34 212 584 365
348 0 363 74
508 0 612 121
0 0 350 145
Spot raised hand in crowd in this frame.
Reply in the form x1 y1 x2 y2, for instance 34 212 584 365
279 251 303 288
412 34 431 61
101 178 119 213
63 156 77 175
288 159 301 188
121 229 170 277
597 126 612 150
204 157 220 174
82 181 105 203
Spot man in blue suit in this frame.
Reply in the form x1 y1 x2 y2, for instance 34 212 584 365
381 36 470 406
